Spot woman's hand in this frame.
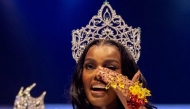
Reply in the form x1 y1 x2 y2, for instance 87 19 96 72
96 67 146 109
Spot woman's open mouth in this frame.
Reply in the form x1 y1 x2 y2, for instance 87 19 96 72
90 84 108 97
91 85 107 91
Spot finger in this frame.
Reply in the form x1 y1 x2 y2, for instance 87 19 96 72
97 68 133 88
132 70 141 82
96 68 113 79
117 86 131 100
96 68 118 83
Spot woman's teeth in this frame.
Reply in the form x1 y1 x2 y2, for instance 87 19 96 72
92 86 105 89
91 85 107 91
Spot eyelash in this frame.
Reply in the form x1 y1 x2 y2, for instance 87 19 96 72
106 65 118 71
84 63 118 71
84 63 95 70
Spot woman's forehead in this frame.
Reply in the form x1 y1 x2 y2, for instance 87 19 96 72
88 44 119 53
85 45 121 61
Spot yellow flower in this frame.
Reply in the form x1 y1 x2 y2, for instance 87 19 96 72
111 82 117 89
129 81 151 102
106 76 126 89
105 76 151 103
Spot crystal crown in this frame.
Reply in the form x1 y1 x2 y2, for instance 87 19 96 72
72 1 141 63
14 83 46 109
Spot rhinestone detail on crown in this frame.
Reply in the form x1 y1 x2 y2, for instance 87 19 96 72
72 1 141 63
14 83 46 109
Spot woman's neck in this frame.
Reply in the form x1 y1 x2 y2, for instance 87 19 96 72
92 99 121 109
92 105 117 109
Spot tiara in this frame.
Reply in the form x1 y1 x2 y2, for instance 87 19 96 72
71 1 141 63
14 83 46 109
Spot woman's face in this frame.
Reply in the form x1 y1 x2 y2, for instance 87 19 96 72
82 44 122 108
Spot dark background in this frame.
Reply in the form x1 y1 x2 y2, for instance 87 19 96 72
0 0 190 105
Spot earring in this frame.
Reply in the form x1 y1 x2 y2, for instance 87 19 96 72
85 99 89 105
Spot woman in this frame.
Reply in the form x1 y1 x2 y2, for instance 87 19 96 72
70 39 156 109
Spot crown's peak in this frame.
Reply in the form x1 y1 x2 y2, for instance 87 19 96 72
104 0 109 4
72 2 141 63
14 83 46 109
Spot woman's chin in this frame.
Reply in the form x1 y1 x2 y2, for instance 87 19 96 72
88 93 117 107
89 97 118 109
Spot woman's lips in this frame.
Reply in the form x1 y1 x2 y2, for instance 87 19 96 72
91 90 106 97
90 82 107 97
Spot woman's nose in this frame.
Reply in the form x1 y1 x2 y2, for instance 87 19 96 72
97 66 103 70
94 68 102 81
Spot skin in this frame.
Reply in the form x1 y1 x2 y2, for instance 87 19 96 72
82 44 121 109
82 43 143 109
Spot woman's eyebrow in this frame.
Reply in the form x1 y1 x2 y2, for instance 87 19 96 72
104 59 120 64
84 58 94 62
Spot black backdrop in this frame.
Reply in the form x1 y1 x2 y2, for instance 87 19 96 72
0 0 190 105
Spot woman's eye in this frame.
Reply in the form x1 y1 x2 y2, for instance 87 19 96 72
84 64 95 70
106 65 117 71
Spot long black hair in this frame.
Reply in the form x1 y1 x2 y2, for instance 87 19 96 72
70 39 156 109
